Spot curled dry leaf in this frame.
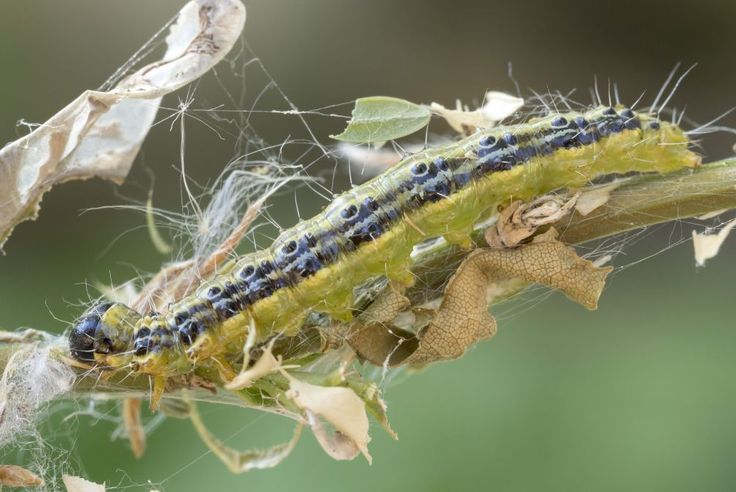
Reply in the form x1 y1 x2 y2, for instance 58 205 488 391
692 217 736 266
122 398 146 459
188 400 303 473
62 475 106 492
93 280 139 306
285 375 372 463
486 194 578 249
0 344 74 446
482 91 525 120
0 465 44 488
0 0 246 250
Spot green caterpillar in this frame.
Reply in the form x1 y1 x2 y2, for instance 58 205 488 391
68 105 699 392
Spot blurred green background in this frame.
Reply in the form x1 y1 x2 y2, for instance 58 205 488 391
2 1 736 490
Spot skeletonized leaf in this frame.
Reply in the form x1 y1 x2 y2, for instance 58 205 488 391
0 465 44 488
406 232 612 365
331 97 431 143
0 0 246 251
62 475 105 492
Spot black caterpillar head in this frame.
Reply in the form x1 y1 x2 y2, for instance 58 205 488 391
68 302 136 363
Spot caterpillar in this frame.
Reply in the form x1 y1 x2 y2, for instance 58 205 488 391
68 104 700 392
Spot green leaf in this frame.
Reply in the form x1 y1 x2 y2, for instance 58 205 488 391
331 96 431 143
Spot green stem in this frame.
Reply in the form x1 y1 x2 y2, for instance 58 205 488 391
408 159 736 301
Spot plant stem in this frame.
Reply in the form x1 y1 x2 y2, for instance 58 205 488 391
408 159 736 301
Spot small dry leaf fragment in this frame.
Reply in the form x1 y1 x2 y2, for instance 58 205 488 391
225 340 286 390
285 376 371 463
62 475 106 492
0 0 246 250
431 91 523 133
346 379 398 440
337 143 404 173
692 217 736 266
188 400 303 473
406 233 612 365
486 195 578 249
575 182 621 216
0 465 44 488
122 398 146 459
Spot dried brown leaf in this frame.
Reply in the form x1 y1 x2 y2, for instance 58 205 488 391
0 465 44 488
188 401 303 473
122 398 146 459
0 0 246 250
486 195 578 249
406 233 612 364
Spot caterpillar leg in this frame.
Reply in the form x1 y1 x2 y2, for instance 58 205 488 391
150 375 168 411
